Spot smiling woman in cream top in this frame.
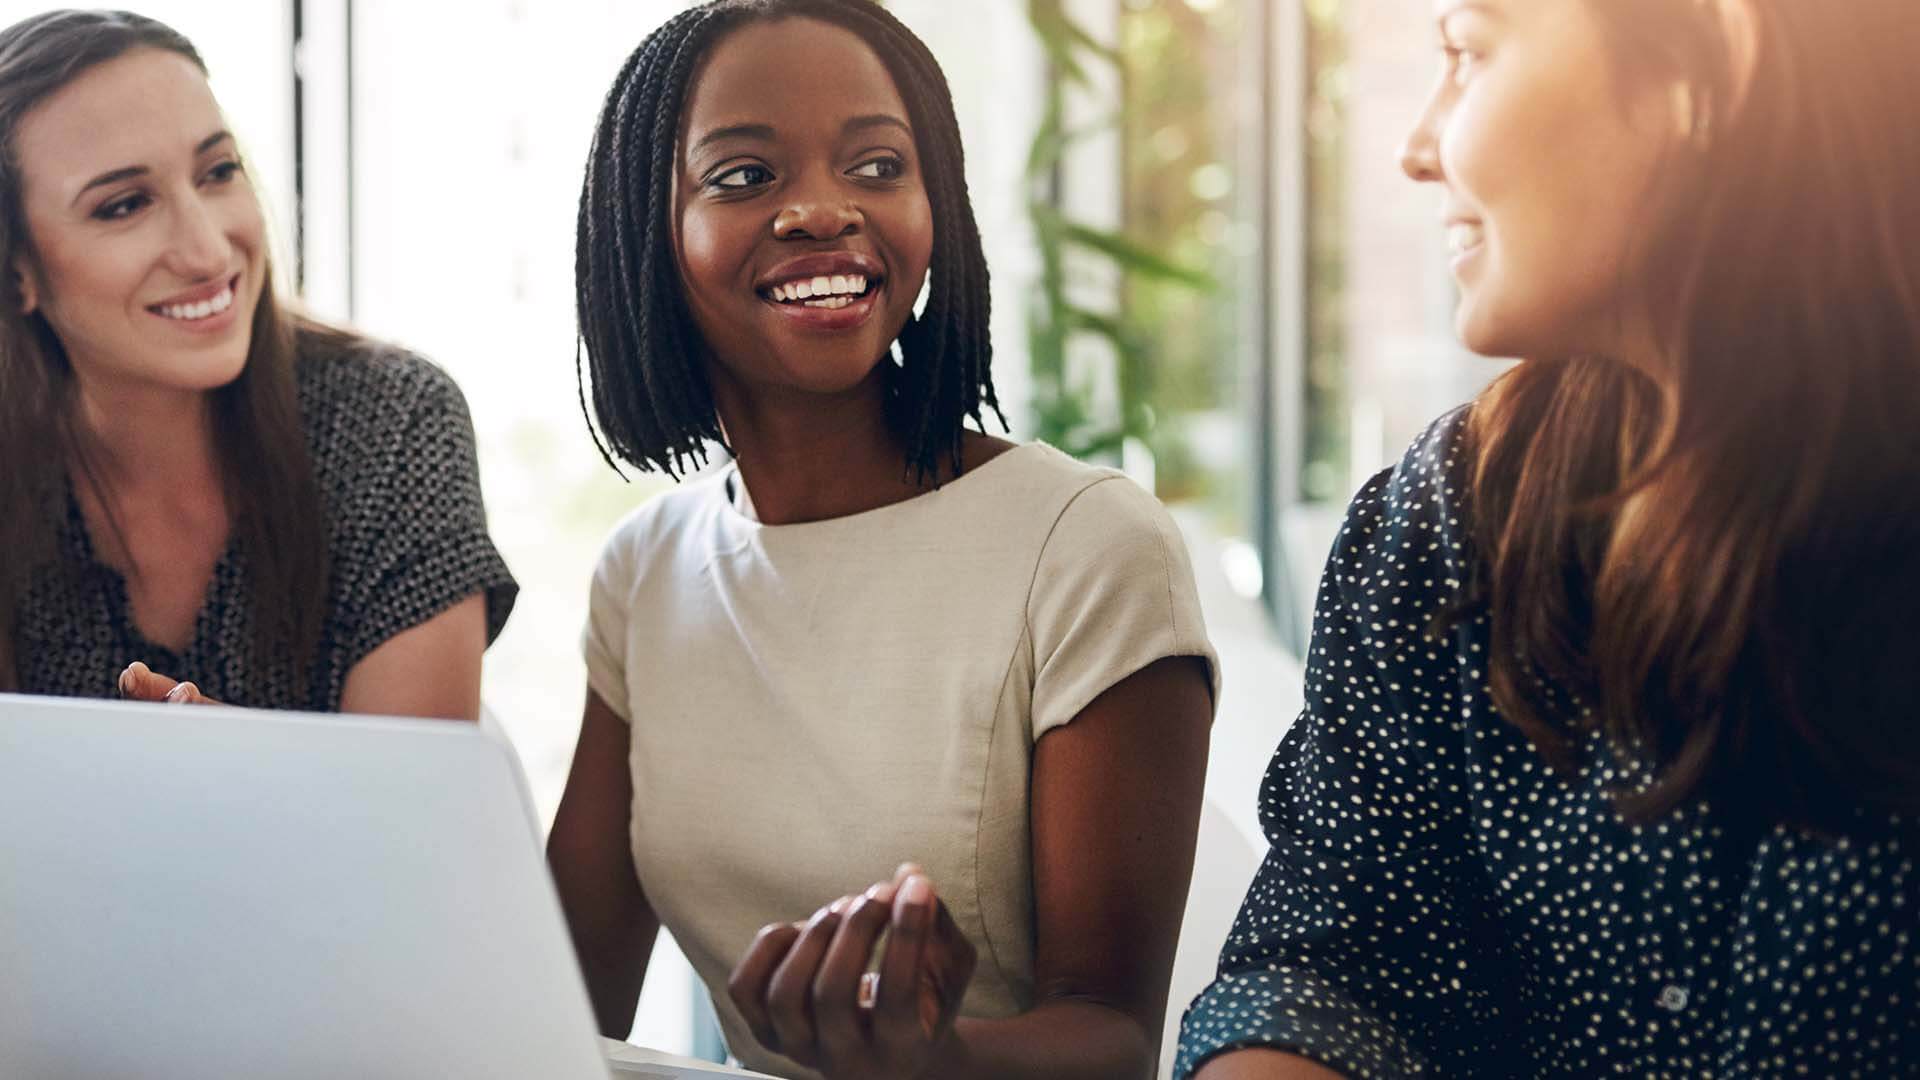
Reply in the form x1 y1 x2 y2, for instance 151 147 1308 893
547 3 1217 1077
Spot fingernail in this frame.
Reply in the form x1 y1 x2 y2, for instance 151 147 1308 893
866 881 897 905
897 876 932 931
166 683 193 703
829 895 854 916
806 904 836 928
901 875 932 905
896 861 923 877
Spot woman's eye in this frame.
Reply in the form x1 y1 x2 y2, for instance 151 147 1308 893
93 193 150 221
712 164 774 190
203 160 245 185
1442 45 1483 85
849 156 905 181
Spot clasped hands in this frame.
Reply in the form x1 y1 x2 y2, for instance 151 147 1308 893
728 863 977 1080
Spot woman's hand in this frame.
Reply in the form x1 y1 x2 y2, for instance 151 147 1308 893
728 864 978 1080
117 660 218 705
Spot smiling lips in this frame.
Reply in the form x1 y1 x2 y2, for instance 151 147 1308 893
149 274 239 323
756 253 886 324
1447 221 1485 258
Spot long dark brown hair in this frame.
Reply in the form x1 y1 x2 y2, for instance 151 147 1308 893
0 10 330 692
1465 0 1920 830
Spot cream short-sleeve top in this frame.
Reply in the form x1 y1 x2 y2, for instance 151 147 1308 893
582 442 1219 1078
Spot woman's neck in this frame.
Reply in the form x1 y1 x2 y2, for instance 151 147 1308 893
69 371 223 505
712 368 940 526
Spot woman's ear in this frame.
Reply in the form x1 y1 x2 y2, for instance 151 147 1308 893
1715 0 1761 114
11 259 37 315
1669 0 1761 145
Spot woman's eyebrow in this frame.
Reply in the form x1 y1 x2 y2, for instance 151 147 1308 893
71 130 233 207
843 114 912 139
1438 1 1504 35
691 115 912 155
691 122 776 154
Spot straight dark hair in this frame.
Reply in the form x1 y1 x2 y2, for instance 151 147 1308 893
574 0 1003 482
0 9 330 692
1464 0 1920 830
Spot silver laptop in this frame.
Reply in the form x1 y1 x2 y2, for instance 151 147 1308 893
0 693 765 1080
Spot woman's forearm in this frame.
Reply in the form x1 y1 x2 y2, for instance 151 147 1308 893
927 999 1159 1080
565 893 659 1038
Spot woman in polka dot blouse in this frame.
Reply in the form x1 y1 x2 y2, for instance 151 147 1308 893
1179 1 1920 1077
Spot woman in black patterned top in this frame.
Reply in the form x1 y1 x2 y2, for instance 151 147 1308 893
1181 0 1919 1077
0 11 515 716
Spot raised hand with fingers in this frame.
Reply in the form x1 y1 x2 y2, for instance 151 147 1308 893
117 661 218 706
728 865 977 1080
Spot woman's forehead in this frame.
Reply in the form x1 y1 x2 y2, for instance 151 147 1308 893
682 17 909 144
14 49 220 200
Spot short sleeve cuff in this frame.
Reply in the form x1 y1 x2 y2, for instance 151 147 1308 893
581 521 638 724
1176 968 1430 1080
581 623 630 723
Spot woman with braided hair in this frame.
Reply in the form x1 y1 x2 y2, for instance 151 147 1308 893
547 2 1219 1077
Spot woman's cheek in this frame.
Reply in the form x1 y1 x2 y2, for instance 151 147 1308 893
675 212 731 289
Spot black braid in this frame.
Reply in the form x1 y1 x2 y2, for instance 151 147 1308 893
573 0 1005 482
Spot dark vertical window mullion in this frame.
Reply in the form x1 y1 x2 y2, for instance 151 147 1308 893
291 0 305 289
344 0 356 319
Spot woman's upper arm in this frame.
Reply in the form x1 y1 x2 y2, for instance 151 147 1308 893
332 355 518 682
338 593 486 721
549 689 643 880
1177 414 1504 1080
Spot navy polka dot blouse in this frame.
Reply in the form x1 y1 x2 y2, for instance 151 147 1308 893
1177 409 1917 1078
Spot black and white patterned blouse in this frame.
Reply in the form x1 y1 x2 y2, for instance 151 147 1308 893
1177 409 1918 1078
15 339 517 711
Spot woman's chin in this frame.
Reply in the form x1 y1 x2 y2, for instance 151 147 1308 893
167 346 253 392
763 349 892 398
1454 298 1526 360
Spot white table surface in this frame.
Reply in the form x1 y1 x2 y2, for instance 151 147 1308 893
602 1038 778 1078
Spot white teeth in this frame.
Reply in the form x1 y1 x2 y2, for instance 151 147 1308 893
767 273 874 305
157 285 234 321
1447 223 1484 256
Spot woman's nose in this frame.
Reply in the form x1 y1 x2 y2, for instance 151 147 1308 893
774 196 862 242
166 196 230 278
1399 95 1445 184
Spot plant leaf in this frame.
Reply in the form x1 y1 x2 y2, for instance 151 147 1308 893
1060 222 1217 289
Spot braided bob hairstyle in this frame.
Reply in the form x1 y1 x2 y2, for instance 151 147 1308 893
575 0 1003 481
